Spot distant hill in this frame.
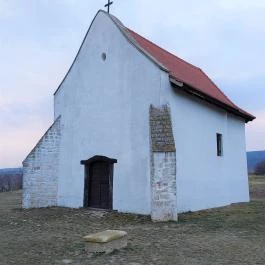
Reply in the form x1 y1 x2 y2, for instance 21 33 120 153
247 151 265 174
0 167 23 192
0 168 23 175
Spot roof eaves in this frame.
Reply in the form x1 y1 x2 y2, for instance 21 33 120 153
197 68 237 108
170 77 255 123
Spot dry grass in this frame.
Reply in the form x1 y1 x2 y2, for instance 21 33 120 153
249 174 265 201
0 176 265 265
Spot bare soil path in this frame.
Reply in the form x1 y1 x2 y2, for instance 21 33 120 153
0 176 265 265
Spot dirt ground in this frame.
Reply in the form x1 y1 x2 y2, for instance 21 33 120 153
0 176 265 265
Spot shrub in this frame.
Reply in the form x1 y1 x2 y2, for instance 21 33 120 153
254 160 265 175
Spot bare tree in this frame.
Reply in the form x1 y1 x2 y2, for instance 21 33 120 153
254 160 265 175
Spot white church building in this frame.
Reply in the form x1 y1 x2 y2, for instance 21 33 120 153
22 10 255 221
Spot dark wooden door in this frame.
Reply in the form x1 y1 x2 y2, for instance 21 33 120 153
87 162 112 209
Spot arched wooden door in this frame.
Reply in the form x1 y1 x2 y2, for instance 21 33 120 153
81 156 117 209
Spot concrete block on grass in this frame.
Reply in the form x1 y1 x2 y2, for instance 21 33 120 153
83 230 127 254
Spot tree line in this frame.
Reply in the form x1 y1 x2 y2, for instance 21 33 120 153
254 160 265 175
0 173 22 192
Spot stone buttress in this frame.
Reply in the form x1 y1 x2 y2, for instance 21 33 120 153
22 116 61 208
149 105 177 221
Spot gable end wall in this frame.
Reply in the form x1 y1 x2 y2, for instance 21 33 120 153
52 11 163 213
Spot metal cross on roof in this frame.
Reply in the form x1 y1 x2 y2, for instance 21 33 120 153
105 0 113 13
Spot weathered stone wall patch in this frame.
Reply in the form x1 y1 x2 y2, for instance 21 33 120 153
149 104 175 152
149 105 177 221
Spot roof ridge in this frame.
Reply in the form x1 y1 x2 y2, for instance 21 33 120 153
126 28 200 71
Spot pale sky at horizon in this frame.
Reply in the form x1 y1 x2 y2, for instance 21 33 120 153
0 0 265 168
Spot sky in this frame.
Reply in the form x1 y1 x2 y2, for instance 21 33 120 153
0 0 265 168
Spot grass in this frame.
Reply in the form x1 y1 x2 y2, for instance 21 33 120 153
0 176 264 265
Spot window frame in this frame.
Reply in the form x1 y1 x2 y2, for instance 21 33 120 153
216 133 223 157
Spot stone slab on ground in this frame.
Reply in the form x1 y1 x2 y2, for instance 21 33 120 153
83 230 128 254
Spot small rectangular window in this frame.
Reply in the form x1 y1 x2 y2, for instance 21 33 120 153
216 133 223 156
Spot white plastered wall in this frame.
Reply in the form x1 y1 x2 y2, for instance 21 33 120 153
159 71 249 213
53 11 162 213
46 10 249 215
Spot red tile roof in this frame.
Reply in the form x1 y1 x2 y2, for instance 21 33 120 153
126 28 255 122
